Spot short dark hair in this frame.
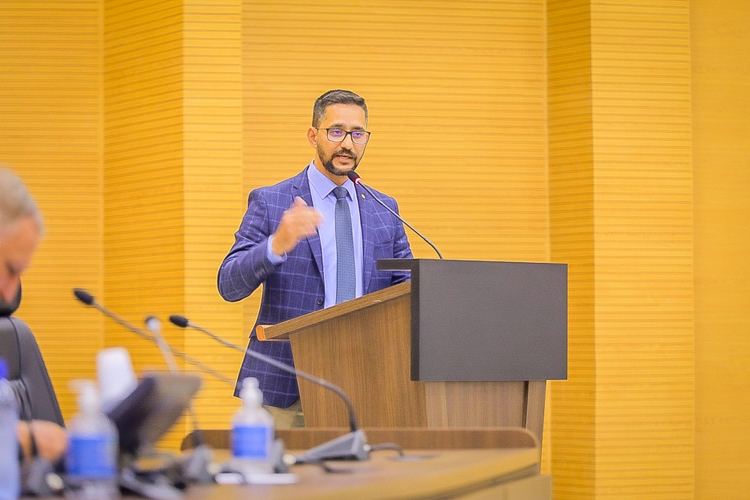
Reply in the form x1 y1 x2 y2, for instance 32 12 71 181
312 89 368 127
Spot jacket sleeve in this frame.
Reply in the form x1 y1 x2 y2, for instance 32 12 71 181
217 189 279 302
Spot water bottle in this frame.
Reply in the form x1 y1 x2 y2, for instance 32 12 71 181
230 377 275 480
65 380 119 500
0 358 20 500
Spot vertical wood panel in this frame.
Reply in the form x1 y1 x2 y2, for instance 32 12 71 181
181 0 244 433
591 0 694 497
103 0 186 450
549 0 693 498
547 1 596 496
691 0 750 496
0 1 103 418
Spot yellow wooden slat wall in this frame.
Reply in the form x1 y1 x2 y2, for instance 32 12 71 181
103 0 188 450
181 0 244 432
549 0 694 498
240 0 550 334
548 0 597 495
691 0 750 496
245 0 550 259
8 2 750 495
103 0 247 449
591 0 693 497
0 1 103 418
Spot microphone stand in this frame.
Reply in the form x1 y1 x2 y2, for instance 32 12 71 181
72 289 232 385
347 170 444 259
143 317 214 486
73 288 370 463
72 289 217 498
169 315 370 462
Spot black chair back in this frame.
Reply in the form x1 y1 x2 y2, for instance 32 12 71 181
0 284 64 426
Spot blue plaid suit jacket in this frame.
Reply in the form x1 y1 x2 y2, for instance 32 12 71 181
218 166 413 408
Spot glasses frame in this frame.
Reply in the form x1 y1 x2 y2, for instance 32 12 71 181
318 127 371 145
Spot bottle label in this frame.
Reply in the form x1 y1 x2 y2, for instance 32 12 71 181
232 425 271 459
66 435 117 479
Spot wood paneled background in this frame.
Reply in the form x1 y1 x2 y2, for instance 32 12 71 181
691 0 750 497
1 0 747 497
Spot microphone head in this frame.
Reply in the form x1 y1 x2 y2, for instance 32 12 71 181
73 288 95 306
346 170 361 184
144 316 161 334
169 315 189 328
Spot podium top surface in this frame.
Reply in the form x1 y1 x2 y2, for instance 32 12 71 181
256 282 410 341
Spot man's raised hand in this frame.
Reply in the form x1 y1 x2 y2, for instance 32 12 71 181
271 196 323 256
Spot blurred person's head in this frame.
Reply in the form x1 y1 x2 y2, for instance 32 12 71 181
0 167 43 303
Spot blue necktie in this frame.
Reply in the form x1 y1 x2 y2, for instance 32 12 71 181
333 186 356 303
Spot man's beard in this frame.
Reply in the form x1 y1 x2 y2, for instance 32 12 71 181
317 144 360 177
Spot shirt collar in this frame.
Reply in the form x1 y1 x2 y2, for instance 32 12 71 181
307 161 355 201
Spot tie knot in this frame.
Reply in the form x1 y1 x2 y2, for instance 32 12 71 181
333 186 348 201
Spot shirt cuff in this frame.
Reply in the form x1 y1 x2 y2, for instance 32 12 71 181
266 235 287 265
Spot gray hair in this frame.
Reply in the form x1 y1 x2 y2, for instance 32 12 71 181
0 167 44 236
312 89 368 128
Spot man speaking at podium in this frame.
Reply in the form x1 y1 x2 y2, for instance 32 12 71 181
218 90 412 428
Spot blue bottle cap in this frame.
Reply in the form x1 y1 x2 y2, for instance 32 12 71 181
0 358 7 380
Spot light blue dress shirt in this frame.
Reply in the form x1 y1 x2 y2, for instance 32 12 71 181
267 162 363 307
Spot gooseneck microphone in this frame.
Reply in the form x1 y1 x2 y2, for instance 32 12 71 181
72 289 232 385
142 316 215 484
73 289 217 490
347 170 444 259
144 316 178 373
144 316 206 443
168 315 370 462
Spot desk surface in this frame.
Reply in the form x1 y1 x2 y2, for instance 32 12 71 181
30 428 550 500
178 447 542 500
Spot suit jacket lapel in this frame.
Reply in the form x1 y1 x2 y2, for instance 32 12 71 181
292 167 323 277
357 183 376 293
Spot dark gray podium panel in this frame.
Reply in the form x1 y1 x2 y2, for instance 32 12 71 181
378 259 568 382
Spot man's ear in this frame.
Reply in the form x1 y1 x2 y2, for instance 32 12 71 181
306 127 318 147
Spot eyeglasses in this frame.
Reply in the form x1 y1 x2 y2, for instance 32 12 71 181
318 127 371 145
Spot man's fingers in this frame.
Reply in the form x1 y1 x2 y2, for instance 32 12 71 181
288 197 323 228
273 199 324 255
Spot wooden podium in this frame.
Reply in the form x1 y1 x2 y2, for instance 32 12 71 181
257 259 567 442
